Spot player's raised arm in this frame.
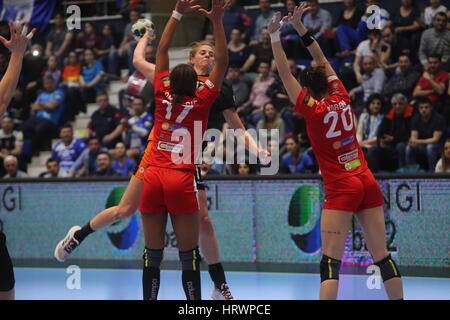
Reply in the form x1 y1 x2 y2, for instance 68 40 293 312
268 12 302 104
199 0 229 89
0 22 35 115
133 27 156 82
286 3 336 78
155 0 200 75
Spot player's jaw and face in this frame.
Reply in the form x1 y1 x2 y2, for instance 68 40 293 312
190 45 215 75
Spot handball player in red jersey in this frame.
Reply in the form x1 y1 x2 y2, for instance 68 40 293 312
268 3 404 300
137 0 228 300
0 22 35 301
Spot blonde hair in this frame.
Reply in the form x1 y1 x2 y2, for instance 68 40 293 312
189 40 215 60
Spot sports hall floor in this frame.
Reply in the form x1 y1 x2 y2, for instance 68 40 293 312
14 268 450 300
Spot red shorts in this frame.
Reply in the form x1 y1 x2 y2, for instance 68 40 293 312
323 169 384 212
139 165 198 215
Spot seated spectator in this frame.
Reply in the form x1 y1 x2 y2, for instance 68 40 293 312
413 53 449 110
389 0 421 51
199 158 220 177
301 0 333 57
223 0 252 42
44 12 75 65
62 51 84 120
336 0 389 56
93 152 120 177
256 102 286 144
349 56 386 116
122 96 152 160
379 26 412 69
22 44 46 102
3 155 27 179
280 0 303 59
42 55 62 87
39 158 67 178
69 136 108 177
21 75 65 155
233 162 257 175
89 92 124 149
418 12 450 67
334 0 364 58
228 29 250 68
80 48 105 104
115 8 141 75
75 22 101 52
383 53 421 100
239 61 275 125
267 59 299 111
111 142 136 177
97 23 119 76
241 27 275 77
435 138 450 172
406 98 446 171
250 0 275 44
372 93 414 171
7 87 31 127
353 29 383 84
424 0 448 28
0 116 24 176
357 93 385 149
51 124 87 175
226 65 249 107
279 136 314 174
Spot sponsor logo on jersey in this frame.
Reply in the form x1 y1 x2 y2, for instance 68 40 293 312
333 136 354 149
338 149 358 164
205 79 214 89
344 159 361 170
161 122 187 132
303 94 315 107
162 76 170 87
159 133 181 142
157 141 183 153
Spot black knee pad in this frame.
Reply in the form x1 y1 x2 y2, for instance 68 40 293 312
375 254 401 282
0 231 15 291
179 247 202 271
320 255 341 283
143 247 164 269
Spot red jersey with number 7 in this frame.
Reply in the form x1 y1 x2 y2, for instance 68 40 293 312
148 70 219 171
294 75 368 185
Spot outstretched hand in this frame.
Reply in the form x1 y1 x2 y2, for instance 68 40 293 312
175 0 201 14
0 21 36 55
267 11 283 34
284 2 311 29
197 0 228 21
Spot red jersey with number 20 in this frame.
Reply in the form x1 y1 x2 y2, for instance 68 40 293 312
149 70 219 171
294 76 367 185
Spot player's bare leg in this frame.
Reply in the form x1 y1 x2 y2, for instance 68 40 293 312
0 289 14 300
356 206 404 300
198 188 234 300
319 209 353 300
54 175 143 262
140 211 167 300
171 211 202 300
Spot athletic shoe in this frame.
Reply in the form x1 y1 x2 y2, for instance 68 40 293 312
211 283 234 300
54 226 81 262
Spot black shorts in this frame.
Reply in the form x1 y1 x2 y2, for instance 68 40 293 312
194 165 205 191
0 230 15 291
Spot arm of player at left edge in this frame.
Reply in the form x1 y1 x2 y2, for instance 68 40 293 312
133 27 156 82
0 22 35 116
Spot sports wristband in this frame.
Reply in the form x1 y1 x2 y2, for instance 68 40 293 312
270 30 280 43
172 10 183 21
301 30 315 47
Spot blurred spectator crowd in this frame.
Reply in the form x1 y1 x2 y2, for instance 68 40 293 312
0 0 450 179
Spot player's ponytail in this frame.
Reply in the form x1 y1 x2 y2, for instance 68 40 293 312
170 64 197 105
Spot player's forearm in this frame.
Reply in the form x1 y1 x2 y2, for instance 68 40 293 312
223 109 259 155
0 51 24 115
211 20 228 68
293 25 327 64
271 41 290 78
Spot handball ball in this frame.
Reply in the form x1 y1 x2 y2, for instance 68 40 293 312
132 18 155 40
